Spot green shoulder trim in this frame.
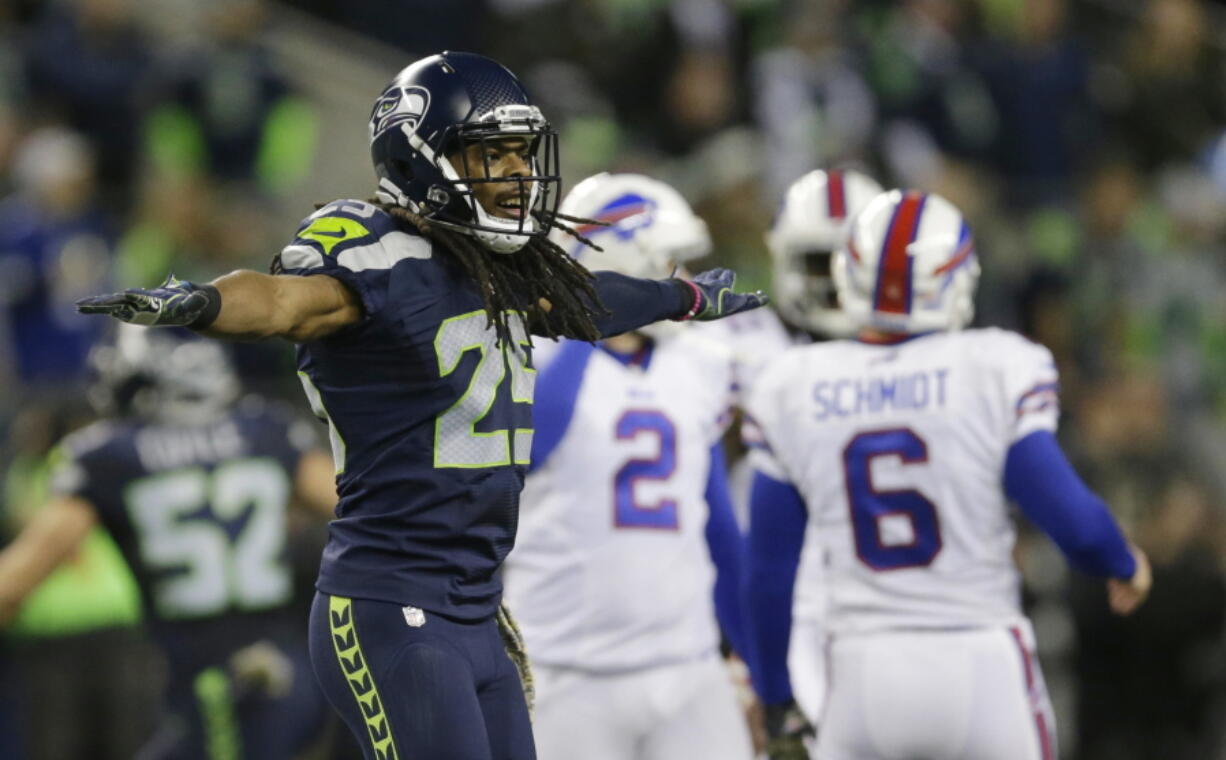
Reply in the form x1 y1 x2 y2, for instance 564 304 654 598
299 216 372 256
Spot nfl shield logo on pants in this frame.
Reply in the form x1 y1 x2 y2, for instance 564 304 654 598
402 606 426 627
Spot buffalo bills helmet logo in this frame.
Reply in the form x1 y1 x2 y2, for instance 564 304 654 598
575 193 657 242
369 85 430 141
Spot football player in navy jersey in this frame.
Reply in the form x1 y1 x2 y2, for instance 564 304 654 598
0 326 338 759
76 51 768 760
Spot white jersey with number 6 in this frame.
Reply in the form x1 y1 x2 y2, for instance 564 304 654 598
748 328 1061 760
746 327 1060 634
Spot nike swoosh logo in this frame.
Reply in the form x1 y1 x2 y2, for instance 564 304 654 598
310 228 347 238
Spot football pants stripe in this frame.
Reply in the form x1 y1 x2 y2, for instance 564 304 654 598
329 595 400 760
194 667 241 760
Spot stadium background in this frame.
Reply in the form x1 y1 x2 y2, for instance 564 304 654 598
0 0 1222 757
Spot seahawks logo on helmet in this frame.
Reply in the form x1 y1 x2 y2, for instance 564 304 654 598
369 85 430 141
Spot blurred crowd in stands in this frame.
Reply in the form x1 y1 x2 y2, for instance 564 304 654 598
0 0 1223 757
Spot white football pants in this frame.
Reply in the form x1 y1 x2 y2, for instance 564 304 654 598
815 624 1056 760
788 613 829 727
531 654 753 760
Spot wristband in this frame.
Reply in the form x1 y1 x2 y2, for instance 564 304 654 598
672 279 704 321
188 284 223 330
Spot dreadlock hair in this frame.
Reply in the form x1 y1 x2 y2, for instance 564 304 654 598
371 201 610 346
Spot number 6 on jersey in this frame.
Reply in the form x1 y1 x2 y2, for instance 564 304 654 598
844 428 942 571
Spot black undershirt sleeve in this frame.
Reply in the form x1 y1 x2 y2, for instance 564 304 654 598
585 271 694 338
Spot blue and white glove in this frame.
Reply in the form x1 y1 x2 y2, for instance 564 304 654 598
76 275 221 329
676 268 770 322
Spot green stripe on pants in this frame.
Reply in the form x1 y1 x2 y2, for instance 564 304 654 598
194 667 240 760
329 595 400 760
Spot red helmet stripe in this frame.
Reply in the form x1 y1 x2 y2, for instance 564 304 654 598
827 170 847 219
872 191 926 315
934 234 975 275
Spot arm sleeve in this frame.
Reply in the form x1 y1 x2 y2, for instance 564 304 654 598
528 340 596 472
586 271 689 338
1005 430 1136 579
743 469 807 705
704 443 749 659
271 200 404 322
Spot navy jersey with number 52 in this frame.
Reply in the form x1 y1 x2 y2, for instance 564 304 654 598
274 199 536 621
52 399 313 632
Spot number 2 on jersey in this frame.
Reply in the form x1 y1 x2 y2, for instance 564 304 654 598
844 428 942 570
613 409 679 530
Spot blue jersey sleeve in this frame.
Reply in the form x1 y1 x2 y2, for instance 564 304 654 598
704 443 748 660
743 469 807 705
585 271 687 338
528 340 596 472
1005 431 1136 579
273 199 419 323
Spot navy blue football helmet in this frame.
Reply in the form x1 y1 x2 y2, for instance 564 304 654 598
370 51 560 253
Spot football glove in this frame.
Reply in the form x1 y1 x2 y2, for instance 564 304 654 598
678 268 769 322
76 274 221 329
764 699 815 760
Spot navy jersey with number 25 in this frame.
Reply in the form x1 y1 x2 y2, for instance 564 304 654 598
276 199 537 621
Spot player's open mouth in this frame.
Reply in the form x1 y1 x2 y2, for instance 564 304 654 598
494 194 527 220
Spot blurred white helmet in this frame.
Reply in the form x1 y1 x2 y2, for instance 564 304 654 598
549 172 711 280
88 324 239 423
767 169 883 337
832 189 980 335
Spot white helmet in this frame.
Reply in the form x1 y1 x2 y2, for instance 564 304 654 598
767 169 884 337
833 189 980 335
549 172 711 280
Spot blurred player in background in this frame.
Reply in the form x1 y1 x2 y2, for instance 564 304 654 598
756 168 883 737
75 52 767 760
0 326 337 759
743 189 1151 760
503 172 753 760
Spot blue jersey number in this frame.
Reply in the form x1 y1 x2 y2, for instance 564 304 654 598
844 428 942 570
613 410 679 530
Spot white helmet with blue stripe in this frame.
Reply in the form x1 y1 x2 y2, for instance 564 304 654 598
832 189 980 335
767 168 884 337
548 172 711 280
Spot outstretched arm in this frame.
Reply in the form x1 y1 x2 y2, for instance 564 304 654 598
0 497 98 623
77 271 362 342
535 268 769 338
